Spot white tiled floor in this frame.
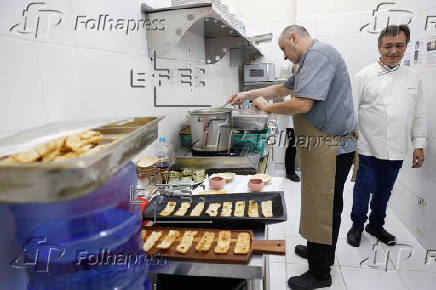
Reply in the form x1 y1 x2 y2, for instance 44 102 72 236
266 163 436 290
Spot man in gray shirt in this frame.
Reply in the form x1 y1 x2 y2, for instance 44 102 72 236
227 25 356 290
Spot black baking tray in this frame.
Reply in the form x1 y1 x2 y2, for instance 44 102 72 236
143 191 287 226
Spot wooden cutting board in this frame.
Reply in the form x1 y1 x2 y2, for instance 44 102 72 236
141 226 285 264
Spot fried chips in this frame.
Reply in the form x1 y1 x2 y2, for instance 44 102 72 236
0 130 120 164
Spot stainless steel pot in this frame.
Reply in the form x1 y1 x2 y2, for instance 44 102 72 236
189 108 233 153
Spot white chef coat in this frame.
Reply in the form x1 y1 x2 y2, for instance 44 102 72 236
353 61 427 161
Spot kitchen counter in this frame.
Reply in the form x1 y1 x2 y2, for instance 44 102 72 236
140 159 284 290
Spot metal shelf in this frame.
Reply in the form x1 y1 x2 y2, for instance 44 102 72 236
141 3 265 65
242 80 283 90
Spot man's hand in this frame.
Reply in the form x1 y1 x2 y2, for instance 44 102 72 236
253 97 271 112
412 148 425 168
226 92 249 106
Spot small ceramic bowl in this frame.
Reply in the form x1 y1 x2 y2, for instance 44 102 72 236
209 176 226 190
248 178 265 192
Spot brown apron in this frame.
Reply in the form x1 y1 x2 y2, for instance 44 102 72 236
292 114 338 245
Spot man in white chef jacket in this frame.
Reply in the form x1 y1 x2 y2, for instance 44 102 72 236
347 25 427 247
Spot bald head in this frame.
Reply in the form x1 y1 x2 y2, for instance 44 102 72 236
278 25 312 63
280 25 311 40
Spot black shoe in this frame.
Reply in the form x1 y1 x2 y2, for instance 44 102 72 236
287 270 332 290
287 173 301 182
365 224 396 246
347 225 364 247
295 245 308 259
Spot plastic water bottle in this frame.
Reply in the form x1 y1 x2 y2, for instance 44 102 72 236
156 137 173 168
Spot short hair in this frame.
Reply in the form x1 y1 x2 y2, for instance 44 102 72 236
280 25 310 39
378 25 410 47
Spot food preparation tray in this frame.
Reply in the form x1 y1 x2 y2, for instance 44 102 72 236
0 117 161 203
142 226 285 264
143 191 287 226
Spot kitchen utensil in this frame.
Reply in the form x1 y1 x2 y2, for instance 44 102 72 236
143 191 287 226
189 108 233 154
142 226 285 264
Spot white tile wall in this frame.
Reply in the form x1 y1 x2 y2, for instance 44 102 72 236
0 0 239 147
1 0 76 47
75 48 152 118
0 36 48 136
36 44 86 122
70 0 149 55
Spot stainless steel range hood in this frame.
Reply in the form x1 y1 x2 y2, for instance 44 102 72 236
141 3 269 65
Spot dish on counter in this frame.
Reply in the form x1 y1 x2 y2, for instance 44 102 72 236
158 200 273 218
252 173 272 185
137 156 158 168
211 172 236 183
248 178 265 192
209 176 226 190
142 228 253 257
140 226 286 265
167 168 206 185
143 192 287 225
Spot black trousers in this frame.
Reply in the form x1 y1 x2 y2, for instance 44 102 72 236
285 128 296 176
307 151 355 279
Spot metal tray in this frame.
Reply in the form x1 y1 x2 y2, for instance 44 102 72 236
143 191 287 226
232 112 270 131
0 117 161 203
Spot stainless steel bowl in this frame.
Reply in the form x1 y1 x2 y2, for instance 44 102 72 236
232 111 270 130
